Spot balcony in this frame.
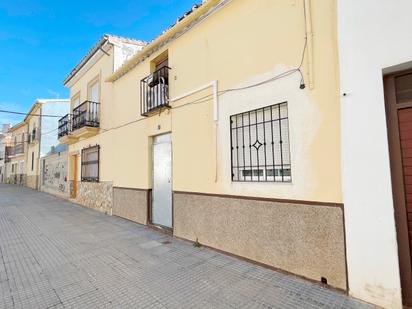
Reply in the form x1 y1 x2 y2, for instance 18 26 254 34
7 144 24 158
72 100 100 131
28 128 39 144
58 101 100 143
58 114 71 137
140 66 170 116
4 146 11 162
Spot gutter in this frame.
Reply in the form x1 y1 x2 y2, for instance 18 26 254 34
63 36 111 86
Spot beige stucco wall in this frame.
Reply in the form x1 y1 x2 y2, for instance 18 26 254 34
65 44 115 185
66 0 341 203
62 0 345 293
25 104 41 180
174 192 347 290
7 123 27 183
104 0 341 203
113 187 148 225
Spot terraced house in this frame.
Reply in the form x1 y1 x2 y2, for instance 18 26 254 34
56 0 412 308
5 122 27 185
60 0 345 296
24 99 70 189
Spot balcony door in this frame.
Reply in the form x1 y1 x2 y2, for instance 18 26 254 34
89 79 99 103
151 133 172 228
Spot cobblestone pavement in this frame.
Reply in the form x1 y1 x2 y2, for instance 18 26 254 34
0 184 377 309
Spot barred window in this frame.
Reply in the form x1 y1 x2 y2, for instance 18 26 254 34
81 145 99 182
230 102 291 182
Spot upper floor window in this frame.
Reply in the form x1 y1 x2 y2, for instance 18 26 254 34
88 77 100 103
230 102 291 182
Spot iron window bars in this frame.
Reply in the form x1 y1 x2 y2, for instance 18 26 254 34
230 102 291 182
140 66 170 116
81 145 100 182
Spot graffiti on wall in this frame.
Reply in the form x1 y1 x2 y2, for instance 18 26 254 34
42 154 67 193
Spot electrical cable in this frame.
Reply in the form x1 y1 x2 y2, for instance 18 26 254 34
100 1 309 134
2 1 310 141
0 109 64 118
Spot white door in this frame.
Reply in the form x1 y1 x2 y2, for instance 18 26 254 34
152 133 172 228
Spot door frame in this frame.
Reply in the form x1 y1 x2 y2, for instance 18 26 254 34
384 69 412 305
149 133 173 231
71 153 78 199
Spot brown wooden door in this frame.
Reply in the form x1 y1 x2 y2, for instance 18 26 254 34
385 70 412 306
71 154 78 199
398 108 412 260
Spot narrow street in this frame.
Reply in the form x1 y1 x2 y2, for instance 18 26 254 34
0 184 376 309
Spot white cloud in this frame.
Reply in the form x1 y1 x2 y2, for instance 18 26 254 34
47 89 60 99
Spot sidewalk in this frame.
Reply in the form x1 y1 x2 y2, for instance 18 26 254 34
0 184 377 308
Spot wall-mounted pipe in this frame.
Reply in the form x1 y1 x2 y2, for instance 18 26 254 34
304 0 314 89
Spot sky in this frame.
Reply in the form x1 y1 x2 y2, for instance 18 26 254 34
0 0 197 125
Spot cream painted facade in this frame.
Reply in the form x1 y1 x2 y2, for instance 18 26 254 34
66 0 341 201
0 127 11 183
25 103 41 189
61 0 347 294
6 122 28 185
106 0 341 203
23 99 70 190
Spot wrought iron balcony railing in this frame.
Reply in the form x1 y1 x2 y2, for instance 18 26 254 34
57 101 100 139
4 146 11 162
140 66 170 116
7 144 24 157
73 101 100 130
58 114 71 138
15 143 24 155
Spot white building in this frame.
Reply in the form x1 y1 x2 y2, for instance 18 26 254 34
338 1 412 308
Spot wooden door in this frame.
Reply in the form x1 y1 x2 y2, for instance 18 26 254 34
398 108 412 260
385 71 412 306
71 154 78 198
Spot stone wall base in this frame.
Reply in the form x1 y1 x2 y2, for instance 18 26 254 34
113 187 148 225
26 175 39 190
173 192 347 290
76 181 113 214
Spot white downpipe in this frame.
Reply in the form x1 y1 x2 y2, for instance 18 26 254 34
170 80 219 182
304 0 314 89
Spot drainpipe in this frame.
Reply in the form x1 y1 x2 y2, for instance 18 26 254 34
304 0 314 89
170 80 219 182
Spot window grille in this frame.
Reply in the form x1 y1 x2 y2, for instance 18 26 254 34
230 102 291 182
81 145 99 182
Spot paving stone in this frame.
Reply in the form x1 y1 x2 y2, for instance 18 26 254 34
0 184 378 309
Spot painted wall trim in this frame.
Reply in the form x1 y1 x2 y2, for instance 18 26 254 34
173 190 343 208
